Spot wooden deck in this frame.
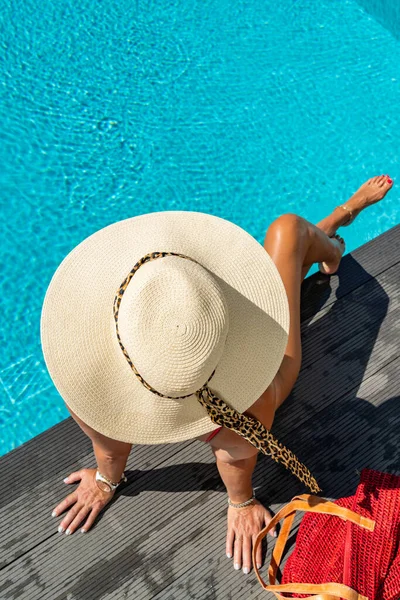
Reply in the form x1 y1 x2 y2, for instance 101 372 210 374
1 225 400 600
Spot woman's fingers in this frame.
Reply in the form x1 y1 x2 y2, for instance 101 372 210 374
226 501 276 574
63 470 83 484
51 468 117 537
59 502 84 532
51 471 83 517
253 533 263 570
226 525 234 559
233 536 242 571
80 504 104 533
231 533 263 574
52 491 78 519
265 510 277 538
242 535 252 574
64 505 92 535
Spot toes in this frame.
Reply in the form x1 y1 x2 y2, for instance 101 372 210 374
368 175 392 187
333 233 345 248
319 261 331 275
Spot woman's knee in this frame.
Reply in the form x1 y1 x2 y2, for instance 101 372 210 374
212 438 259 463
266 213 309 245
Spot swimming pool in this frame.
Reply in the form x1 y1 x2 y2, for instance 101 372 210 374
1 0 399 456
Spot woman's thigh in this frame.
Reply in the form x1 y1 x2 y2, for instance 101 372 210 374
263 214 314 406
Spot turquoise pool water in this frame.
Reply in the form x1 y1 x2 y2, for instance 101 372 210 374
1 0 399 456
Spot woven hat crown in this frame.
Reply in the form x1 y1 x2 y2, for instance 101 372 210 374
117 255 229 397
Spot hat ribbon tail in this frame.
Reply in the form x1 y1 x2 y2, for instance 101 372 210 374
196 385 321 495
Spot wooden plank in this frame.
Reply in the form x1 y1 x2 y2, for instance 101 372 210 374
0 424 193 567
301 259 399 369
0 442 221 599
0 438 209 569
300 223 400 321
1 352 398 600
0 414 192 511
275 294 400 440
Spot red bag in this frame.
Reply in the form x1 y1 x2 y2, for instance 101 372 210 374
253 469 400 599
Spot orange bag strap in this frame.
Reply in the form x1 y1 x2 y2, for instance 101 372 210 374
252 494 375 600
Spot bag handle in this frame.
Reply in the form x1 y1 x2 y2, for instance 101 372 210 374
252 494 375 600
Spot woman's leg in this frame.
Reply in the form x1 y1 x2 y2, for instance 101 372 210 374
205 175 393 574
207 174 393 431
262 213 342 406
271 174 393 407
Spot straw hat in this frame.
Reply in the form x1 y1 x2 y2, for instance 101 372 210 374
40 211 290 446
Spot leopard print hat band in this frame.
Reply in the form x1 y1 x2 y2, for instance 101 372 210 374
113 251 321 494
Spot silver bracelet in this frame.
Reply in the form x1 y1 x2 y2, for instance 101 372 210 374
228 490 255 508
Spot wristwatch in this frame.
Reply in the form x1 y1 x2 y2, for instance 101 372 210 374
95 470 127 493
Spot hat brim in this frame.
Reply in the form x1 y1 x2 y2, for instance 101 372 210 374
40 211 289 444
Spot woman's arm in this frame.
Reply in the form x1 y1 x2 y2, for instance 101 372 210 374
208 383 278 573
67 405 132 483
51 406 132 536
214 452 256 503
92 443 131 484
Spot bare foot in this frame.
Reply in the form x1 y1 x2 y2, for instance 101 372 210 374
318 175 394 237
319 234 345 275
341 175 394 221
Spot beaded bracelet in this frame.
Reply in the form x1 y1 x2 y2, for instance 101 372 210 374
228 490 255 508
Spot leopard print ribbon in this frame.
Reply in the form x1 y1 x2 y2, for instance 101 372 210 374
196 386 321 493
113 251 321 494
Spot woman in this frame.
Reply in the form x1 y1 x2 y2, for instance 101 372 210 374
42 175 393 576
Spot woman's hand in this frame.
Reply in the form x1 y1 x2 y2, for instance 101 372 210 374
226 499 277 574
51 468 116 535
